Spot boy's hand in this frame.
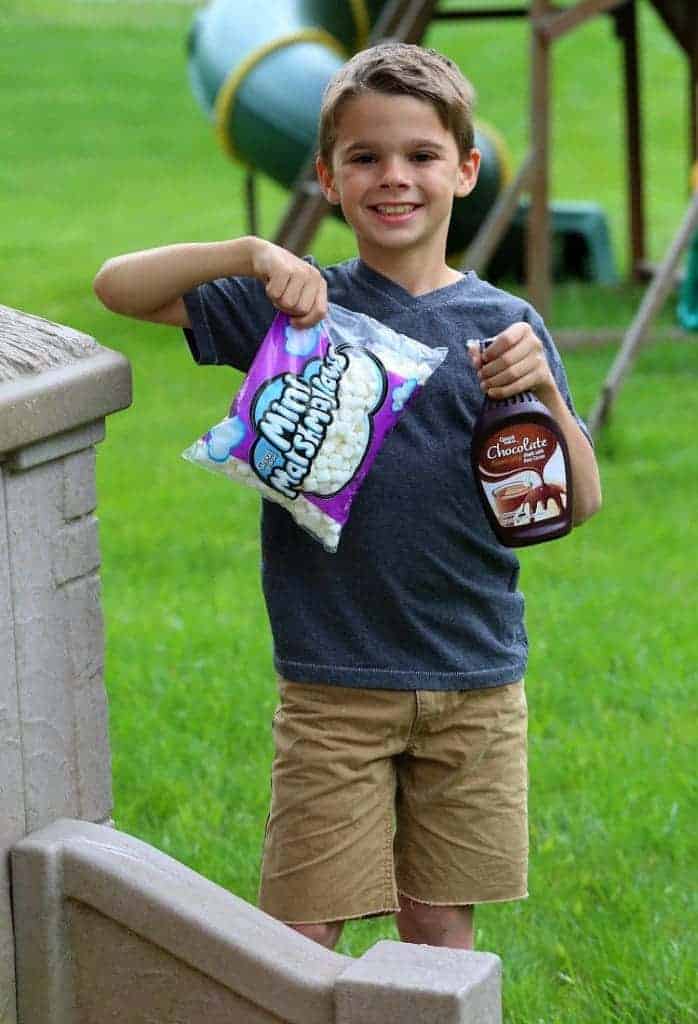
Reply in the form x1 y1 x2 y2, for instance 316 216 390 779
250 240 328 329
469 322 557 403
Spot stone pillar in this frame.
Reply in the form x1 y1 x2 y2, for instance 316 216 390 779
0 305 131 1024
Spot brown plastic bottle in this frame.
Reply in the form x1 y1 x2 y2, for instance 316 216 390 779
468 340 573 547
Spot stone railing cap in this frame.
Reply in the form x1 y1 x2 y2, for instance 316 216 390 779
0 305 132 456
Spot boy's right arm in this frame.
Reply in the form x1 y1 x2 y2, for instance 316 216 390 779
93 236 328 329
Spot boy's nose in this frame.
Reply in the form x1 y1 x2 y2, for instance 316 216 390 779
379 157 410 188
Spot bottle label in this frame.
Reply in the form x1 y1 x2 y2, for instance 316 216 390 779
477 422 568 529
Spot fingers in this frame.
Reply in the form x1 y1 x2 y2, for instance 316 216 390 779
289 290 328 329
481 322 528 361
478 322 552 398
264 259 328 328
480 358 540 398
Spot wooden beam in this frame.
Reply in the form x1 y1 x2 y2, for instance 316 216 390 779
587 193 698 436
375 0 438 41
461 151 535 274
245 170 259 238
538 0 626 43
273 174 331 255
615 0 646 277
555 326 692 350
528 0 553 319
690 30 698 169
433 7 529 20
650 0 694 57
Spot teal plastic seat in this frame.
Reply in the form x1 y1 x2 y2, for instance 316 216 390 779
488 200 617 285
542 201 617 285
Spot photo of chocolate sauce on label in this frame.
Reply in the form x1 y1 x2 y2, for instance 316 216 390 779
468 339 573 547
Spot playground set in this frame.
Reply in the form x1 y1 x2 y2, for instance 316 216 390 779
1 4 696 1021
187 0 698 435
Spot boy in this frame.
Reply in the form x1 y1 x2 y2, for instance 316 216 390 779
94 43 601 952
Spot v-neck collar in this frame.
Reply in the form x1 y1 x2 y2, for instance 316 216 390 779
354 258 475 309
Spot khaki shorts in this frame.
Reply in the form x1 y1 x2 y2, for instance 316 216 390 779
258 678 528 925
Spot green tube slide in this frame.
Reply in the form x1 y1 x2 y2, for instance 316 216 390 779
187 0 509 253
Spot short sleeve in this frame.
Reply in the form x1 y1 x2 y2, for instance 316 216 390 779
182 274 275 373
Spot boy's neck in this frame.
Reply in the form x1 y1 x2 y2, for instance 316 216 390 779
358 249 464 297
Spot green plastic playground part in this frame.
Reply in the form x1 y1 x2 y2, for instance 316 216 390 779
677 231 698 330
187 0 385 155
487 201 617 285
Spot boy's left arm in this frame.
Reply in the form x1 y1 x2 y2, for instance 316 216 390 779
472 322 602 526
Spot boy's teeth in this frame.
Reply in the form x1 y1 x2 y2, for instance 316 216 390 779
375 204 415 214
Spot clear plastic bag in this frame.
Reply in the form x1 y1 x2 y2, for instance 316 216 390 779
183 303 447 551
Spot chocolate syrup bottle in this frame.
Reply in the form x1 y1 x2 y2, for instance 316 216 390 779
469 340 573 547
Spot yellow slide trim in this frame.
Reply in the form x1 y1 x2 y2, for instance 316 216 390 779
214 29 348 163
348 0 371 50
475 118 513 188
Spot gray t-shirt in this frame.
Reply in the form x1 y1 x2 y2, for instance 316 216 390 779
184 257 587 690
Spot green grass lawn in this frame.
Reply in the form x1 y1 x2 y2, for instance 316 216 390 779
3 2 696 1021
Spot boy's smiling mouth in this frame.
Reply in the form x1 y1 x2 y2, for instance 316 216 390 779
369 203 422 219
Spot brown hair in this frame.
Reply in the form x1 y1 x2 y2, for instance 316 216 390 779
318 42 476 166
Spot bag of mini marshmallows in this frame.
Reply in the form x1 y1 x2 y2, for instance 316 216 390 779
182 303 447 552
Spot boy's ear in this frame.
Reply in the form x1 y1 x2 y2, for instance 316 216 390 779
316 155 341 205
455 148 481 199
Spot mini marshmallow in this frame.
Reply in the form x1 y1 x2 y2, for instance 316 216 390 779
183 304 447 551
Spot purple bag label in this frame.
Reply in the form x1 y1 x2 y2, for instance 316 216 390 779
227 316 409 517
252 344 372 499
185 307 447 551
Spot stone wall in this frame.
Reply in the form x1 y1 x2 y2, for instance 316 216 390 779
0 305 131 1023
12 820 502 1024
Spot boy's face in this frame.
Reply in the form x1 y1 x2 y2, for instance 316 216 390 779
316 92 479 274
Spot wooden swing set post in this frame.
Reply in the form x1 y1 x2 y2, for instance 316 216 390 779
587 191 698 437
461 0 653 316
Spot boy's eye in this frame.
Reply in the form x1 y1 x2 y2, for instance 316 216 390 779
412 152 437 162
351 153 376 164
